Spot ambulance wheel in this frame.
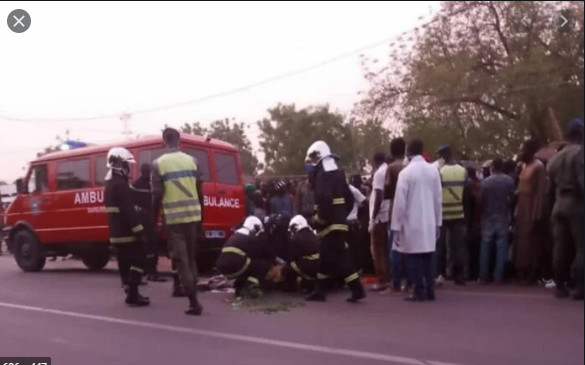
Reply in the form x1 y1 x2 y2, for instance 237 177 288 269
14 230 46 272
82 247 110 271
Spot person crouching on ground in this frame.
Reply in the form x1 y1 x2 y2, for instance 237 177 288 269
215 216 276 298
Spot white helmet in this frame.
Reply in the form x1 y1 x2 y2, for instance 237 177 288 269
105 147 135 180
238 216 264 236
305 140 332 165
288 215 309 236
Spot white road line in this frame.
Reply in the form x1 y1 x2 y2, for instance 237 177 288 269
0 301 467 365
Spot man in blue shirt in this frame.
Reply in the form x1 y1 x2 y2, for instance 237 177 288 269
479 158 515 284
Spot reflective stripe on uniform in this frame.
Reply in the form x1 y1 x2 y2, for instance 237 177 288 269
332 198 345 205
130 266 144 274
302 253 319 260
161 170 199 181
317 273 330 280
344 273 360 283
223 257 251 280
105 207 120 213
157 152 202 225
131 224 144 233
247 277 260 286
221 247 246 256
163 198 201 210
291 262 313 280
440 165 466 220
442 202 462 207
164 210 202 222
442 180 466 187
110 236 136 244
317 224 349 238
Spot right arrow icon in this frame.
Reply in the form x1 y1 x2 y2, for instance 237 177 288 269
553 10 573 33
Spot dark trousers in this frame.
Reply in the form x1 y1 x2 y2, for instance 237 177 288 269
480 216 509 282
552 208 584 290
370 222 390 285
115 242 146 287
318 231 360 286
139 212 159 275
437 220 466 281
467 231 481 281
388 228 409 290
167 223 200 296
408 252 435 299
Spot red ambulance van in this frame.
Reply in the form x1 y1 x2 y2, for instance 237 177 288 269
3 134 245 272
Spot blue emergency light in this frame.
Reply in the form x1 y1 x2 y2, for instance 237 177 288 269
60 140 88 150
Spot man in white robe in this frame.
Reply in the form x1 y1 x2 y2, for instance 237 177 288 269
391 139 442 302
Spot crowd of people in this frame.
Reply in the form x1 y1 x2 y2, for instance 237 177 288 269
73 118 585 315
241 118 584 302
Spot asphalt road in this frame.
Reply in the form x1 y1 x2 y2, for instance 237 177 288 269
0 256 582 365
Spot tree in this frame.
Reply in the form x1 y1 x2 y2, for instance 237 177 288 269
258 104 390 175
181 119 259 176
356 1 584 159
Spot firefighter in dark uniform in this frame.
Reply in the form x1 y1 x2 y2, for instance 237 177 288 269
305 140 366 303
215 216 276 297
281 215 320 292
547 118 585 300
104 147 150 307
133 163 166 282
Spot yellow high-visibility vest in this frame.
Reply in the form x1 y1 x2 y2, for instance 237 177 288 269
157 151 201 225
440 164 466 221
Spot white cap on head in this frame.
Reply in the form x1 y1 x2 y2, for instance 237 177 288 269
288 215 309 235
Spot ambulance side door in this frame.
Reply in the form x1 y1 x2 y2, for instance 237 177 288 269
20 164 51 242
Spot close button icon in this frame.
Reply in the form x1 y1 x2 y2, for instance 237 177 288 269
7 9 31 33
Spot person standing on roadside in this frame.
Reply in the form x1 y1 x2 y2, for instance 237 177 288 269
436 145 468 286
514 139 547 285
152 128 204 316
547 119 584 300
479 158 515 284
104 147 150 307
369 152 391 291
383 137 407 294
392 139 442 302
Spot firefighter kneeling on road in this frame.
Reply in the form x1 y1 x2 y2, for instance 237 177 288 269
305 141 366 303
104 147 150 307
281 215 320 292
216 216 278 298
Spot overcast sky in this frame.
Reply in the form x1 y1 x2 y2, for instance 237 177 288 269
0 1 438 182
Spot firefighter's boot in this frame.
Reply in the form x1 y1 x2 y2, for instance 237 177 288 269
125 285 150 307
172 274 187 297
347 279 366 303
185 292 203 316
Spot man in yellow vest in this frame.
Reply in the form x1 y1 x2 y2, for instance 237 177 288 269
436 145 469 286
152 128 204 316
